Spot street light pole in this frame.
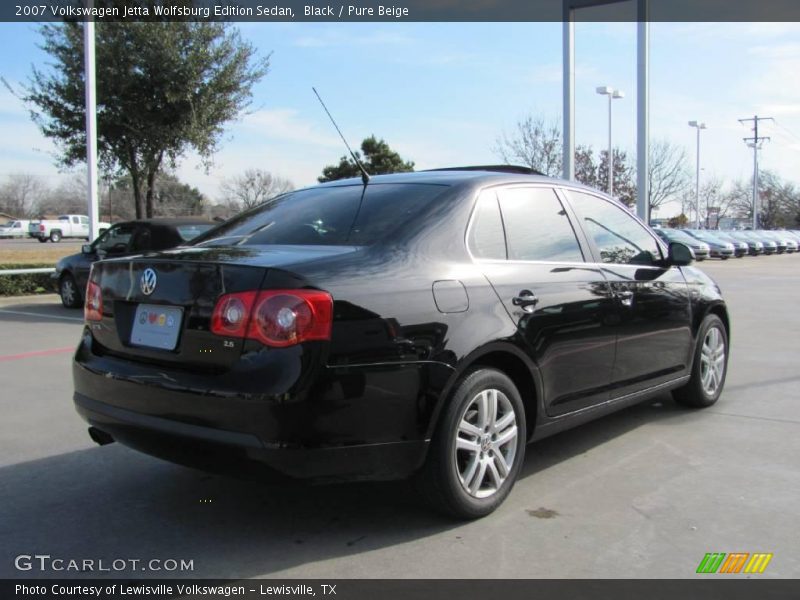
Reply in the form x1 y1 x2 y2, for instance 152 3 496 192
688 121 706 229
596 86 624 197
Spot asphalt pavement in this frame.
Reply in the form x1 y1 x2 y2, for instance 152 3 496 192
1 255 798 579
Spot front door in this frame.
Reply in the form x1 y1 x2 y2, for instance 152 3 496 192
563 189 693 396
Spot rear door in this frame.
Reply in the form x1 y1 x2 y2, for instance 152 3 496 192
563 189 693 396
469 186 618 416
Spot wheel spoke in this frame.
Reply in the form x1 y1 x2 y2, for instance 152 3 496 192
486 390 497 431
701 368 713 390
486 458 503 489
494 411 515 433
456 437 480 453
459 419 482 438
461 454 479 488
494 425 518 449
493 450 510 477
469 460 488 495
477 391 490 430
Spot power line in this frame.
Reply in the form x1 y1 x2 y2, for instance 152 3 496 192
738 115 773 229
772 120 800 146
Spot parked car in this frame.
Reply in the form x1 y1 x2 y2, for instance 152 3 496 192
653 228 709 261
757 230 794 254
724 230 765 256
29 214 111 243
682 230 735 259
54 217 214 308
710 231 748 258
73 169 730 518
0 219 31 238
782 230 800 249
738 230 778 255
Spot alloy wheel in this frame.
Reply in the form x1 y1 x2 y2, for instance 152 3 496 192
454 388 518 499
700 326 726 396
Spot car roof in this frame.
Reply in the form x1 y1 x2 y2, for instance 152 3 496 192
312 169 608 196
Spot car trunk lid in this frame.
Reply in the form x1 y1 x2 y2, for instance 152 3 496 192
88 245 356 369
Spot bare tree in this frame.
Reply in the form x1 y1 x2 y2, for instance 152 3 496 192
493 115 562 177
35 173 88 216
220 169 294 213
648 139 690 215
0 173 48 217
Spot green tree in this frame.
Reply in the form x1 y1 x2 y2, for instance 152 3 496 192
108 172 206 218
23 20 269 218
667 213 689 228
318 135 414 182
597 149 637 208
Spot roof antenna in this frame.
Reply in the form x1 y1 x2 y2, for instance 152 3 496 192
313 87 370 186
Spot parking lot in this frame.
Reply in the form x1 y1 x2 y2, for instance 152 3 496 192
1 255 798 579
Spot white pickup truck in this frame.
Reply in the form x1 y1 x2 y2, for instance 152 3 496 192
0 219 31 238
28 215 110 243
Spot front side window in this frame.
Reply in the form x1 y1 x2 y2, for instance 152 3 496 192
94 224 135 254
566 191 662 265
496 187 584 262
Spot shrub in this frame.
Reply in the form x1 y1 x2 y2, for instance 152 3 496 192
0 263 57 296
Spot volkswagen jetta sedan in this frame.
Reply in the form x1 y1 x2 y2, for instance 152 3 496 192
73 169 730 518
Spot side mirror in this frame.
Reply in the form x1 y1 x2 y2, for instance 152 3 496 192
82 244 93 254
668 242 694 266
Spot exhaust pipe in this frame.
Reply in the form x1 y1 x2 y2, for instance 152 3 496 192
88 427 115 446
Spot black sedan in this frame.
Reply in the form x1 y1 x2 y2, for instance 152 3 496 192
73 169 730 518
55 218 214 308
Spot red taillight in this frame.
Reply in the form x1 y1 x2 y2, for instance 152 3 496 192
210 291 258 338
85 281 103 321
211 289 333 348
39 224 45 232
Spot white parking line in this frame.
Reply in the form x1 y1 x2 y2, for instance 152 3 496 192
0 309 84 322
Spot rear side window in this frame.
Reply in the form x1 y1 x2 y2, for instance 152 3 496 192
496 187 584 262
193 183 449 247
566 190 662 265
468 190 506 259
176 224 213 241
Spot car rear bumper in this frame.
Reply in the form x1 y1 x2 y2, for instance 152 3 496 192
72 331 442 482
74 392 427 482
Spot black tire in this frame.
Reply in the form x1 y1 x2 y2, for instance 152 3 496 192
50 230 62 243
59 273 82 308
416 367 526 519
37 237 48 243
673 314 728 408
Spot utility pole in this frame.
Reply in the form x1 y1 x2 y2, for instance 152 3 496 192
739 115 772 229
688 121 706 228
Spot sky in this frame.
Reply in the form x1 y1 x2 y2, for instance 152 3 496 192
0 20 799 217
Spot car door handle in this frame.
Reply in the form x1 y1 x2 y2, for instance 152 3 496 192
512 290 539 310
616 290 634 307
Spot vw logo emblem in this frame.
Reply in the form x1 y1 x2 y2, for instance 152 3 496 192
140 268 157 296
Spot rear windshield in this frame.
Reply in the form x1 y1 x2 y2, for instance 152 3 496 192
193 183 449 247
